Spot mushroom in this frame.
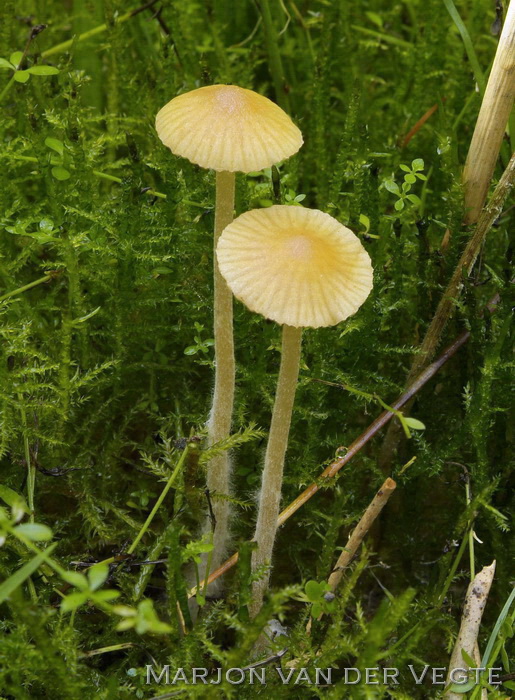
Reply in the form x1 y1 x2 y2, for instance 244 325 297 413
155 86 303 580
216 205 373 614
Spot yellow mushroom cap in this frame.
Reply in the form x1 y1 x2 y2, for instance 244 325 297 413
155 85 303 172
217 206 373 328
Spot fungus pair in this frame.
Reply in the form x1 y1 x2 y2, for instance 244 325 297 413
156 85 303 580
156 85 373 615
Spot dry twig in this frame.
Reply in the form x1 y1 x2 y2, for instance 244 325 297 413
304 477 397 635
327 478 397 592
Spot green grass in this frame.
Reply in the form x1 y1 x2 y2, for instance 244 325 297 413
0 1 513 698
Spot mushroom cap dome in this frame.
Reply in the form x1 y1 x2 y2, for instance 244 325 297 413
216 206 373 328
155 85 303 172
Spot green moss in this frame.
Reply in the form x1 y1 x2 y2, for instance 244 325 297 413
0 1 512 697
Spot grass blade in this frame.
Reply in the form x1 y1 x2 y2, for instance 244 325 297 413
0 542 57 603
443 0 486 94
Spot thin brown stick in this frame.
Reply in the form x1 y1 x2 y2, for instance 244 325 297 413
463 1 515 224
327 478 397 592
188 331 469 598
379 153 514 470
401 103 439 148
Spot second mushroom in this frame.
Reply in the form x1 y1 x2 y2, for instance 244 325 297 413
217 205 374 615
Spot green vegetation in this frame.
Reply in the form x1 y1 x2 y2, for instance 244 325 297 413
0 1 513 698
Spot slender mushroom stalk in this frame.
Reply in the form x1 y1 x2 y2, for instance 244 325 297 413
155 86 303 583
251 324 302 615
217 205 373 615
207 170 236 573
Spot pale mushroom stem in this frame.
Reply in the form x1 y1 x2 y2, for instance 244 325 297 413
250 324 303 617
203 170 236 584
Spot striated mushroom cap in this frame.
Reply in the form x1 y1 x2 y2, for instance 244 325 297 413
155 85 303 172
216 205 373 328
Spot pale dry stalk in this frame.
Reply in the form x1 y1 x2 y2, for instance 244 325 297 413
463 2 515 224
444 561 496 699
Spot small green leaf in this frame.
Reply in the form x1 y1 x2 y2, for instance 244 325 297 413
184 346 198 356
10 51 23 66
13 70 30 83
305 580 325 602
406 194 421 205
384 179 400 195
61 570 89 591
112 605 137 617
311 603 322 619
116 618 135 631
412 158 424 171
394 199 404 211
404 173 416 184
27 65 59 75
45 137 64 156
359 213 370 233
0 58 14 69
399 164 411 172
404 417 426 430
0 484 27 510
14 523 53 541
88 563 109 591
11 502 25 524
51 166 70 181
61 592 88 612
94 589 120 602
133 599 172 634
